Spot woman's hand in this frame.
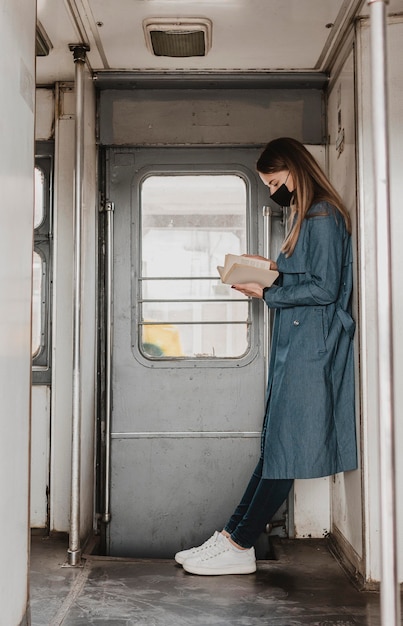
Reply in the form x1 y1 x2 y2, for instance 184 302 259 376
231 282 265 298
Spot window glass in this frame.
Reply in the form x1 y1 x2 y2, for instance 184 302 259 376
34 167 45 228
33 145 53 382
32 251 43 357
140 174 249 359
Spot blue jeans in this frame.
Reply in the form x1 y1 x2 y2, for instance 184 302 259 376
224 457 293 549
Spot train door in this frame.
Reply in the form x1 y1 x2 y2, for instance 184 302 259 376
101 146 285 558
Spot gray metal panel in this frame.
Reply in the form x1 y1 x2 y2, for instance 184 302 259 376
109 435 261 558
105 146 285 556
99 89 324 146
94 71 329 90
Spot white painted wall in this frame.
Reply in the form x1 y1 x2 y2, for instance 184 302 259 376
51 82 75 532
387 19 403 584
35 88 54 140
50 71 97 541
0 0 36 623
293 478 330 538
356 16 403 583
327 50 364 571
30 386 51 527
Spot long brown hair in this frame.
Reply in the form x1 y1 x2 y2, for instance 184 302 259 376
257 137 351 256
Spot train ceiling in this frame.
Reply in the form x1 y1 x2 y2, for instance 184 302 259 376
36 0 403 84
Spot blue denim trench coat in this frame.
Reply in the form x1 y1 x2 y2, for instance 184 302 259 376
262 201 357 479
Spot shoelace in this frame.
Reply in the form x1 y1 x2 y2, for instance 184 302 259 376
197 537 231 561
192 532 219 554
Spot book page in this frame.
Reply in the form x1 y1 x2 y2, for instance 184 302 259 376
218 262 278 288
224 254 271 272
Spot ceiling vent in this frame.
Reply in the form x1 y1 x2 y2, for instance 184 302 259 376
143 18 212 57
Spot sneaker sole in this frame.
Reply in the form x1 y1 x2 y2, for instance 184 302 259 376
183 562 256 576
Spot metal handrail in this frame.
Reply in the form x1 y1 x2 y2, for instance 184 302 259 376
68 43 90 567
102 202 114 524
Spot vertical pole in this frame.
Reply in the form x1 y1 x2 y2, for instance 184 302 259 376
102 201 114 524
367 2 400 623
68 43 90 567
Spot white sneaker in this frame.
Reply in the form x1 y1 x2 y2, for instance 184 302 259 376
182 534 256 575
174 531 220 565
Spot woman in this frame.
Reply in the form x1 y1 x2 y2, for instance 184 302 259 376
175 137 357 576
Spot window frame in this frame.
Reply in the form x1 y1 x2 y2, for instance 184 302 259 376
32 142 53 384
132 162 261 368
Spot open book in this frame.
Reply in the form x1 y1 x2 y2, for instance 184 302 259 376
217 254 279 288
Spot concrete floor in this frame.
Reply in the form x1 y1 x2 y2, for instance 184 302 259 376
30 534 388 626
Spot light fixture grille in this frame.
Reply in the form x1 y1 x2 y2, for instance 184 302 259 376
150 29 205 57
143 18 212 58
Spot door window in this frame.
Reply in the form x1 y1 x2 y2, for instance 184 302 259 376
139 174 250 359
32 143 53 382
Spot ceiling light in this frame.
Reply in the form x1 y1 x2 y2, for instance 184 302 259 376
143 17 212 57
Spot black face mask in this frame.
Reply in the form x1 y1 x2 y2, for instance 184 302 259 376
270 183 293 208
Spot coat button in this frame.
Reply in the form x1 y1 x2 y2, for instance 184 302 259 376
293 320 300 326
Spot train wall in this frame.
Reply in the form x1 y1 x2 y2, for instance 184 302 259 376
356 15 403 584
0 1 36 623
